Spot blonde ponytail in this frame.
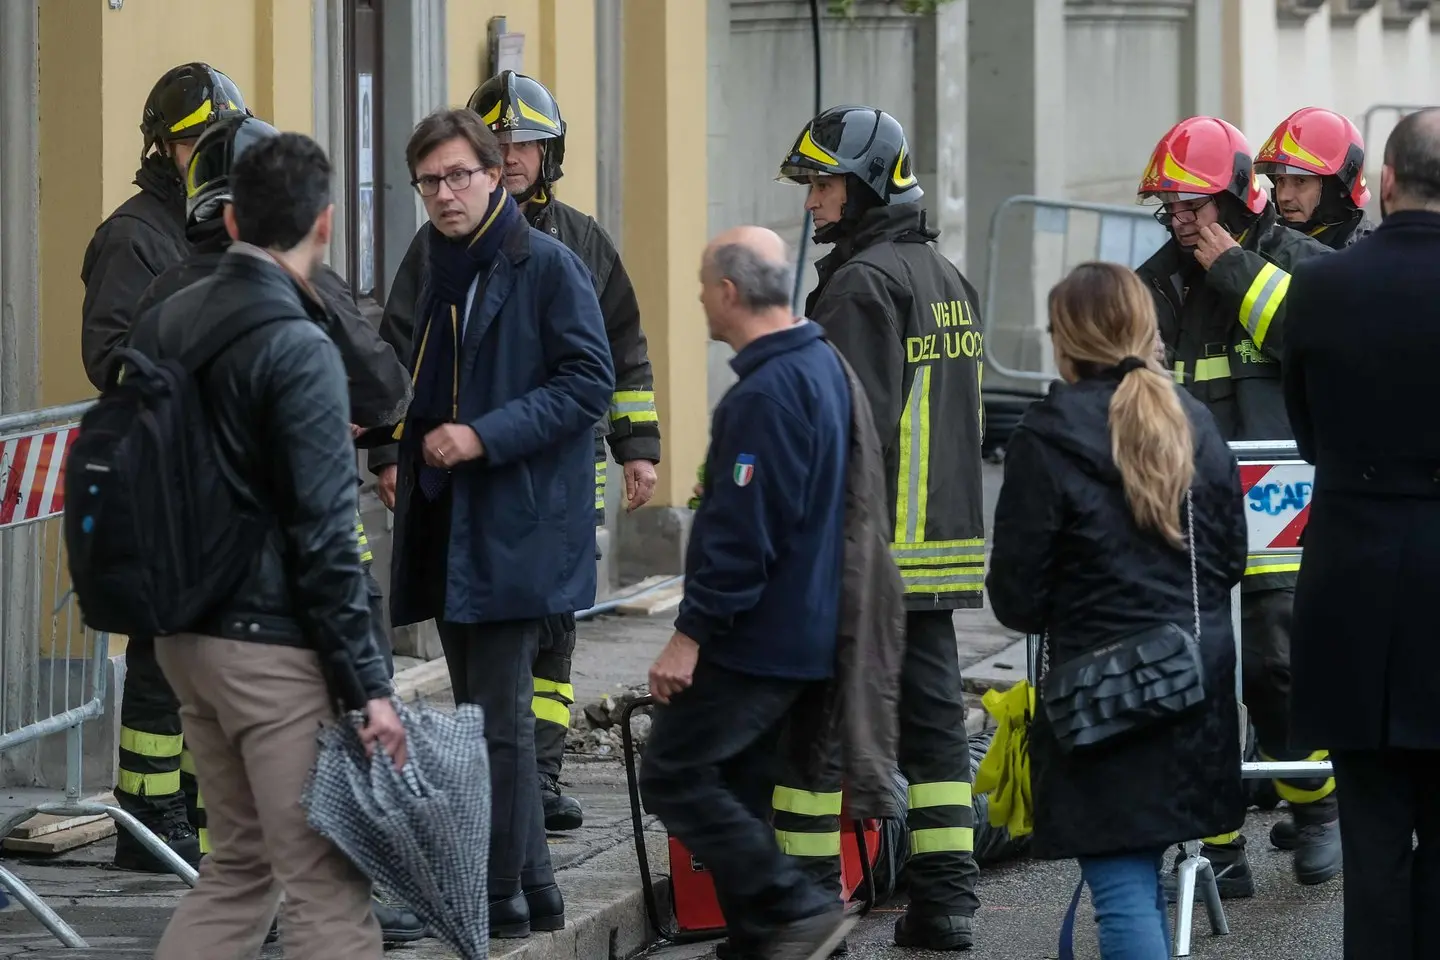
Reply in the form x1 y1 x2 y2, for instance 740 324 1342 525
1048 262 1195 549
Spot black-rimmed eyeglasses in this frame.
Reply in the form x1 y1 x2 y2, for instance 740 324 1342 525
412 166 485 198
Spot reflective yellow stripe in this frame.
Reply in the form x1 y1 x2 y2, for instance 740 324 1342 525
532 696 571 727
890 540 984 567
1262 749 1336 803
611 390 659 423
533 678 575 702
168 98 214 133
1240 262 1291 349
120 728 184 758
1245 552 1301 577
179 750 196 777
898 567 985 594
1203 830 1241 845
910 826 974 855
198 828 211 855
118 770 181 796
196 790 205 810
775 829 842 857
595 460 607 510
773 786 843 817
355 510 372 564
1173 356 1232 384
907 781 973 809
895 365 933 543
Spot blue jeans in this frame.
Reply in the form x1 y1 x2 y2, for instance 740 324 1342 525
1076 851 1171 959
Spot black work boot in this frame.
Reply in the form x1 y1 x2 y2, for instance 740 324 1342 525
893 911 974 952
373 896 428 942
541 773 584 832
1291 800 1342 886
524 882 566 932
1269 816 1299 850
1162 837 1256 901
767 908 857 960
112 814 202 873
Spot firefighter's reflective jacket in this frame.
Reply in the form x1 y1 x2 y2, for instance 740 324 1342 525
1137 201 1331 592
806 203 985 611
370 198 660 479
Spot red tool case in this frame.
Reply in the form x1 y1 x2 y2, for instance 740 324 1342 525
621 695 879 944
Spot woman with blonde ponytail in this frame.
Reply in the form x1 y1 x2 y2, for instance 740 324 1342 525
987 262 1249 959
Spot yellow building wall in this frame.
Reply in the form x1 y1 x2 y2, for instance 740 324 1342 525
38 0 314 410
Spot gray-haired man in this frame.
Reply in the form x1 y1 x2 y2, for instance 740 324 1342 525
640 227 855 960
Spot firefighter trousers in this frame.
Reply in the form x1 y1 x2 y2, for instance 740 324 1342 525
534 612 577 784
1205 588 1336 845
770 610 981 918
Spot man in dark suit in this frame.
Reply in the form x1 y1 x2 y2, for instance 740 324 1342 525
1283 107 1440 960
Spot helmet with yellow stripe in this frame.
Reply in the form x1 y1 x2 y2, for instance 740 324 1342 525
777 105 923 206
141 63 249 164
467 70 566 185
1255 107 1370 208
1136 116 1267 215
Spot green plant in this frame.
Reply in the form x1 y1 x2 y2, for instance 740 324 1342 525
827 0 960 16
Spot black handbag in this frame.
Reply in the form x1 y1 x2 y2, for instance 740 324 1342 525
1040 489 1206 753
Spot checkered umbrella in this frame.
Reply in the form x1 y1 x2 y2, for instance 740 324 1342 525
302 699 491 959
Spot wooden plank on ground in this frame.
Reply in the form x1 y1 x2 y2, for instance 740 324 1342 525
6 793 116 839
614 576 685 616
4 817 115 855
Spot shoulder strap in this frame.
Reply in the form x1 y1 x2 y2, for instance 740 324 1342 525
180 300 297 373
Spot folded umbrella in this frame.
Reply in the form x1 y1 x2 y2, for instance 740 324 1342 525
303 699 491 959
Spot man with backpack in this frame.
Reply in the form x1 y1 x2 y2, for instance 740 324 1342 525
68 132 406 960
130 113 424 944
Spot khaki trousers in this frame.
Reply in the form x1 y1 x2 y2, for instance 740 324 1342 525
154 634 381 960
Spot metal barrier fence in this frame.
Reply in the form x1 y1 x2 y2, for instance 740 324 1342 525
1361 103 1431 169
981 195 1169 385
0 400 198 949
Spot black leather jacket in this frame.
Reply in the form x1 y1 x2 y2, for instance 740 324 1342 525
128 245 390 708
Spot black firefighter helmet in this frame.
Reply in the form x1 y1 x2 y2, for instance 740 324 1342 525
185 115 280 228
141 63 249 164
777 105 923 206
467 70 566 185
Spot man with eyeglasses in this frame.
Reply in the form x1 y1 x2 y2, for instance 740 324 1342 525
1134 117 1336 899
383 108 612 939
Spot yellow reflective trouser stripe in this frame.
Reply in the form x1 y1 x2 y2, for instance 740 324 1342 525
179 750 196 777
611 390 659 423
772 786 843 817
910 826 974 855
895 365 932 544
898 566 984 594
776 829 842 857
1245 552 1301 577
1172 356 1232 384
1240 262 1291 350
532 695 571 727
533 678 576 702
892 540 985 595
1203 830 1242 845
198 829 211 855
117 770 181 796
908 781 973 809
120 727 184 758
1262 749 1337 803
595 460 607 510
355 510 372 564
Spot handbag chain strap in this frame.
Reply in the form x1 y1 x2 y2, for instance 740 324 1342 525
1187 488 1200 641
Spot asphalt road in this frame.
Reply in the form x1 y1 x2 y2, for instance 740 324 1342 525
651 809 1344 960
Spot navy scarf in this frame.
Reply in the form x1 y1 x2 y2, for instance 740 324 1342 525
402 183 521 496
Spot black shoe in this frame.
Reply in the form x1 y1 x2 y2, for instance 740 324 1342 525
1162 839 1256 901
541 775 584 832
1270 817 1299 850
1292 819 1342 886
524 882 565 932
491 890 531 939
112 817 202 873
893 912 974 952
374 898 427 942
768 909 857 960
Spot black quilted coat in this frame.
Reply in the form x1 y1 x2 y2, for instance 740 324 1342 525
986 375 1249 860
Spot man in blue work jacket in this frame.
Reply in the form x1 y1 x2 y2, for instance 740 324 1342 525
640 226 854 960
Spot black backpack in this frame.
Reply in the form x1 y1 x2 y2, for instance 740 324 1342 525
65 302 291 637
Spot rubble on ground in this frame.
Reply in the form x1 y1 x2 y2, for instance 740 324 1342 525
565 684 653 757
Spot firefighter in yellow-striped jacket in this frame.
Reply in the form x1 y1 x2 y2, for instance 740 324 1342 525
1134 117 1339 896
771 106 984 955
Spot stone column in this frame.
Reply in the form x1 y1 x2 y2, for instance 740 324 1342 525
912 0 968 271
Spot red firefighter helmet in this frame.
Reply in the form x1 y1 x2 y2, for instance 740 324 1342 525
1136 116 1267 216
1254 106 1370 208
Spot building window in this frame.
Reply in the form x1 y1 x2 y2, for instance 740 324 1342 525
345 0 384 308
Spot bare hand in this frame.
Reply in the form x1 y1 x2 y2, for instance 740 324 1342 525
378 465 398 511
624 460 658 512
648 632 699 704
359 698 408 769
1193 223 1238 270
351 423 365 439
422 424 484 469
